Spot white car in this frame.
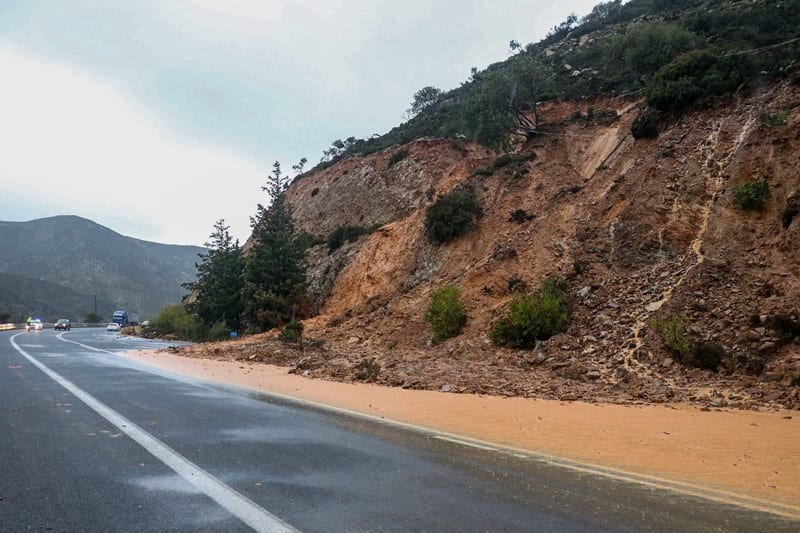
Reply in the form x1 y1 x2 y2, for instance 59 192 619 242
106 322 121 332
27 319 43 331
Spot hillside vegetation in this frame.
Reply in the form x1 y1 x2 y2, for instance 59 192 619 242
173 0 800 410
310 0 799 161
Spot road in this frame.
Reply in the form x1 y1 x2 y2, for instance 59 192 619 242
1 328 797 532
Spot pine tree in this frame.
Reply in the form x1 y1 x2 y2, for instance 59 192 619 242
183 219 244 331
243 161 307 332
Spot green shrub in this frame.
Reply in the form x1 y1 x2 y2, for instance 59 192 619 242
388 149 410 168
762 110 789 128
649 313 690 358
489 275 569 348
509 209 534 223
650 315 722 370
631 112 660 139
424 188 481 245
507 276 527 293
327 225 370 252
733 180 768 210
493 154 514 168
766 315 800 344
492 152 537 170
647 49 756 112
279 320 304 343
207 321 231 341
471 166 495 178
152 304 205 341
684 341 724 370
424 286 467 342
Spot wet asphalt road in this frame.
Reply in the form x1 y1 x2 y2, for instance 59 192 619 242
1 328 798 532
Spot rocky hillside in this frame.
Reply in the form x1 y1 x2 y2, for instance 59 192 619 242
188 77 800 411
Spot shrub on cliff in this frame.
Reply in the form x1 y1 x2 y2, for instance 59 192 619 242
388 149 410 168
685 341 724 370
425 286 467 342
488 275 569 348
631 112 660 139
327 225 370 252
733 180 768 211
650 314 723 370
647 49 756 112
649 313 690 358
424 188 481 245
279 320 304 343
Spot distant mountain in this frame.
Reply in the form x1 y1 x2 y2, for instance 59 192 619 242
0 272 94 322
0 216 204 322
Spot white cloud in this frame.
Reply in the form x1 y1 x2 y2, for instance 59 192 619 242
1 1 602 245
0 45 266 246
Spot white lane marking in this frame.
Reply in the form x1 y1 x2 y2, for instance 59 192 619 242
57 334 115 354
58 333 183 355
10 333 297 533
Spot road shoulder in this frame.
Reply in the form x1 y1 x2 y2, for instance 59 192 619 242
119 348 800 519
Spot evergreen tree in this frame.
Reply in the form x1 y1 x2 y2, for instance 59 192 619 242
183 219 244 331
462 53 555 147
408 86 443 118
243 161 307 332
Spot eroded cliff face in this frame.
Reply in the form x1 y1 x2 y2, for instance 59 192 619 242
218 80 800 409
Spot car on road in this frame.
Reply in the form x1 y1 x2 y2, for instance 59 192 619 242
55 319 71 331
106 322 121 332
26 319 43 331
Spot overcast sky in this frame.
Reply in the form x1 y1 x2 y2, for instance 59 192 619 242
1 0 601 247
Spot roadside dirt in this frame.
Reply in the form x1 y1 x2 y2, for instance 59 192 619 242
121 348 800 517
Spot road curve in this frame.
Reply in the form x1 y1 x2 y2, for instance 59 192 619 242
1 328 797 532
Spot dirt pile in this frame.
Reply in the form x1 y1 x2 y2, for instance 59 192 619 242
178 79 800 411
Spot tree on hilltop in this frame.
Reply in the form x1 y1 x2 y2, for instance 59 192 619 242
408 86 443 118
462 53 555 147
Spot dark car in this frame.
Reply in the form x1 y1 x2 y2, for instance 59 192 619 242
55 319 71 331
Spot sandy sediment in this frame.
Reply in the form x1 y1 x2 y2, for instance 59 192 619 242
120 348 800 518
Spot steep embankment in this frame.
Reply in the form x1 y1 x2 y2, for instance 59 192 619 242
185 80 800 410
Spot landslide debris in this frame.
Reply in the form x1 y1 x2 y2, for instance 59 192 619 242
174 79 800 411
